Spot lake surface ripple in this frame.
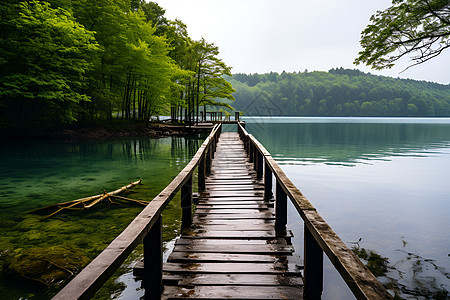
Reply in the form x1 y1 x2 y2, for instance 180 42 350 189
244 117 450 300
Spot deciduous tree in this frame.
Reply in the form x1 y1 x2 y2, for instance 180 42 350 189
355 0 450 70
0 1 98 132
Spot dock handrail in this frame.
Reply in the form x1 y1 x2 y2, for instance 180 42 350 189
53 124 222 300
237 122 392 299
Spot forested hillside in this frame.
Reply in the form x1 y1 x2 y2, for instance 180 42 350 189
0 0 234 136
228 69 450 117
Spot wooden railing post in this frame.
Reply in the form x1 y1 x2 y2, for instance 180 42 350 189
304 226 323 299
256 151 263 179
253 145 258 168
198 153 205 192
249 142 254 163
275 179 287 231
211 137 215 159
144 216 162 300
264 160 273 200
206 145 212 175
181 175 193 229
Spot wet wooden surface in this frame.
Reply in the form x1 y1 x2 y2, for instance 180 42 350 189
138 132 303 299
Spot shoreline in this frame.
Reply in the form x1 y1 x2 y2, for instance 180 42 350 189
2 121 195 142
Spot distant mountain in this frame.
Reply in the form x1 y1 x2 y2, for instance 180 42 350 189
226 68 450 117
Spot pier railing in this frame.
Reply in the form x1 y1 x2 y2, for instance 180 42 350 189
52 124 222 300
237 122 392 299
53 122 391 299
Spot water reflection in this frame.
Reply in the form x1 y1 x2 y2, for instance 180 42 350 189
244 117 450 299
0 134 205 299
246 119 450 166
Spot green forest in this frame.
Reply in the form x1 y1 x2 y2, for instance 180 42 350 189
0 0 234 136
1 1 450 137
228 69 450 117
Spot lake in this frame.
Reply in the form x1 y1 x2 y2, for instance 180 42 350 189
0 135 204 299
1 117 449 299
243 116 450 299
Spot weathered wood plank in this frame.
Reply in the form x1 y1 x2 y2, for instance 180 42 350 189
202 185 263 191
200 191 264 197
169 274 303 287
137 261 299 276
205 180 257 185
194 208 271 214
161 286 303 299
171 244 294 255
167 252 299 264
193 214 275 220
192 219 275 226
160 130 305 300
174 238 288 246
186 224 274 231
198 197 266 202
181 230 293 239
196 204 271 209
161 262 300 275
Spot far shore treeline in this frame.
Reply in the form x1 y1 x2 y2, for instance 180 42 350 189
0 0 234 136
2 2 450 138
228 69 450 117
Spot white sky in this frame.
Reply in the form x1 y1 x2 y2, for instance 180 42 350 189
153 0 449 84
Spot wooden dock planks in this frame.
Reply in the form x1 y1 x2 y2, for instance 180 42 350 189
138 132 303 299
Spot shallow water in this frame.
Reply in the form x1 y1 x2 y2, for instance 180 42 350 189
244 117 450 299
0 135 204 299
2 118 449 299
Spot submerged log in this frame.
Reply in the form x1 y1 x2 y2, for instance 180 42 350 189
29 180 144 219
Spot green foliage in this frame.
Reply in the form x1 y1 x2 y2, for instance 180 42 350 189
0 0 234 135
0 1 99 133
355 0 450 70
229 68 450 117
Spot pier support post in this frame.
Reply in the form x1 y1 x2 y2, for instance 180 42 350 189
275 180 287 231
256 151 263 179
144 216 162 300
264 160 273 200
211 138 215 159
181 175 193 229
198 153 205 192
206 145 212 175
304 227 323 299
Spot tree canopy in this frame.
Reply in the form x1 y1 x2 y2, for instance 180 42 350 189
0 1 98 130
355 0 450 70
228 68 450 117
0 0 234 135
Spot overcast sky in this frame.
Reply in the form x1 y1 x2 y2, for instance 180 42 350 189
153 0 449 84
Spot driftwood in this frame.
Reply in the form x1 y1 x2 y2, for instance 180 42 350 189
29 180 146 219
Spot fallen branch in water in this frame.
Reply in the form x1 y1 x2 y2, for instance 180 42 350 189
29 180 146 219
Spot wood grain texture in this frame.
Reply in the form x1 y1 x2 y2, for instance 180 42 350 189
160 132 303 299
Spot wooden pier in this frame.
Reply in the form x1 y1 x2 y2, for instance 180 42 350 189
53 122 392 300
135 132 303 298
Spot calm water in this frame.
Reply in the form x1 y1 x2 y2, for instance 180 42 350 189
244 117 450 299
1 118 449 299
0 136 204 299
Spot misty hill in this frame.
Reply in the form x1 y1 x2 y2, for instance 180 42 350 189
226 68 450 117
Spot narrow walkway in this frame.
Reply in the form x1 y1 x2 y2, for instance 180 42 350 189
161 132 303 299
